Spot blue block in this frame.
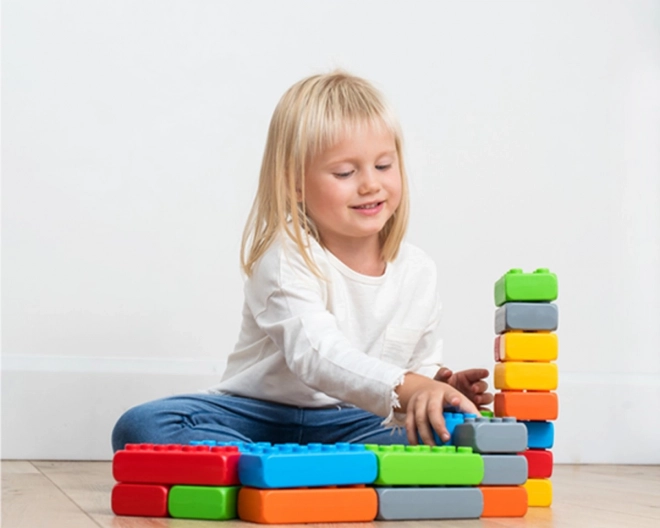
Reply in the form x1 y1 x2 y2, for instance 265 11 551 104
523 421 554 449
420 412 466 445
238 443 378 488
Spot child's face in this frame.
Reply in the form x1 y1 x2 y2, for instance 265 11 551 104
303 124 402 252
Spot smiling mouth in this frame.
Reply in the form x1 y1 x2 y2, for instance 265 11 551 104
352 201 384 210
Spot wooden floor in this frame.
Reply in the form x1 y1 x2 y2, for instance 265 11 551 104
2 462 659 528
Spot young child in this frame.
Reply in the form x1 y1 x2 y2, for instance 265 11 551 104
112 71 492 452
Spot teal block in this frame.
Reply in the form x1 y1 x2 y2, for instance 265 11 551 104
523 421 554 449
238 443 377 488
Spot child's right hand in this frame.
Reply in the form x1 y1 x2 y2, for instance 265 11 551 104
395 372 480 446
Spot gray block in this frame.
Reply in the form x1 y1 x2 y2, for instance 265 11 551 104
495 302 558 334
482 455 528 485
453 416 527 453
375 487 483 520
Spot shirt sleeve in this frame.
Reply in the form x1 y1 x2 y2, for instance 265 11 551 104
244 239 408 420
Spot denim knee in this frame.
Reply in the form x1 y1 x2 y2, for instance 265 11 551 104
111 403 156 452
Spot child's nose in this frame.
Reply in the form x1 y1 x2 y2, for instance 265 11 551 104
358 169 380 194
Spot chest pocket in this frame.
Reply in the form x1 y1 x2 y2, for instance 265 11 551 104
382 326 423 368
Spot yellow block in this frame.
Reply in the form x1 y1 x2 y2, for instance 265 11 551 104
524 478 552 507
496 332 558 362
494 362 558 390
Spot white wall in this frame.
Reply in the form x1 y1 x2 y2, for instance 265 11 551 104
2 0 659 462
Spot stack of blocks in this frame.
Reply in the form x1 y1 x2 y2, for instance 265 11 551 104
111 412 532 523
453 416 529 517
111 444 241 519
234 442 378 523
364 442 484 520
493 268 559 507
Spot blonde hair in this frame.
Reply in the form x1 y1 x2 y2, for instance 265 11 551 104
241 71 410 277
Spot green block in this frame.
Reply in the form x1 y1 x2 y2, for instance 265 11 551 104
364 445 484 486
494 268 558 306
168 485 239 520
480 409 494 418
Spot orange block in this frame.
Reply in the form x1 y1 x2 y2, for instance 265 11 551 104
480 486 528 517
495 391 559 421
238 486 377 524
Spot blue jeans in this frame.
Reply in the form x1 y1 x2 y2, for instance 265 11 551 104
111 393 409 452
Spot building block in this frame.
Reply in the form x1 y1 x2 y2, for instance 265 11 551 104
495 332 558 362
480 409 494 418
364 444 483 485
481 455 528 485
375 487 483 520
237 486 377 524
494 268 558 307
113 444 240 486
495 302 558 334
168 485 240 520
422 412 466 445
524 478 553 507
522 421 555 449
191 440 271 452
480 486 528 517
452 416 527 454
111 483 169 517
495 391 559 421
523 449 554 479
494 362 558 391
237 443 377 488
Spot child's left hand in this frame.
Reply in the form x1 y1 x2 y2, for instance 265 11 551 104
434 368 494 408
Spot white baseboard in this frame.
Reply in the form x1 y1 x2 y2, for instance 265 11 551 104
1 356 224 460
2 356 659 462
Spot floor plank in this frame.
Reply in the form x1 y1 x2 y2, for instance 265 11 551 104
1 461 100 528
3 462 659 528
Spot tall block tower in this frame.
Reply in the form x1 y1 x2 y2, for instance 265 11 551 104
492 268 558 507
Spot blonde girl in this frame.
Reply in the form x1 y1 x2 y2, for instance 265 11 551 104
112 71 492 450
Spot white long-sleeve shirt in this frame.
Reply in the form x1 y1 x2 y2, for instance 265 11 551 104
209 234 443 422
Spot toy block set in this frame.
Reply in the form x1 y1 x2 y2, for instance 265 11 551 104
111 413 532 523
111 268 558 521
493 268 558 507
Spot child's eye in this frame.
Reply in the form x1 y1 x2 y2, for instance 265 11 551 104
376 164 392 171
333 171 354 178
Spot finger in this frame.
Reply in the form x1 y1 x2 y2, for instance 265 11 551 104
405 396 419 445
475 391 494 406
427 396 449 444
446 388 479 415
462 368 490 383
434 367 453 383
471 380 489 395
415 395 436 446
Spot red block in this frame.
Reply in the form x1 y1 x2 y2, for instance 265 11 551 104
522 449 553 478
113 444 240 486
494 335 502 362
111 483 169 517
